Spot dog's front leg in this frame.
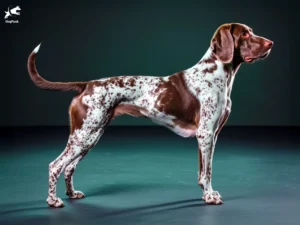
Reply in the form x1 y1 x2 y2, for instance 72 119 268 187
196 94 223 205
215 98 231 138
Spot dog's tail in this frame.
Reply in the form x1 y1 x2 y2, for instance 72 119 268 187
27 43 88 93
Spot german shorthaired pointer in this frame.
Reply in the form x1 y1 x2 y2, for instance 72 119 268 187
27 23 273 207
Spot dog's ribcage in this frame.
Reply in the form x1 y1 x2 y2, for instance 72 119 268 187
81 48 231 138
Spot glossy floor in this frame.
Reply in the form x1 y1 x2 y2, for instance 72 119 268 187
1 126 299 225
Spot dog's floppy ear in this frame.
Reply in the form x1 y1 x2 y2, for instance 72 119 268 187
211 24 234 64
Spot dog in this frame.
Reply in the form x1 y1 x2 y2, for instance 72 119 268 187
27 23 273 207
4 6 21 19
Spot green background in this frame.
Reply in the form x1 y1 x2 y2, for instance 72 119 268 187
2 0 298 126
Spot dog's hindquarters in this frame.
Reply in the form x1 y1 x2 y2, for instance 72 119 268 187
48 96 109 207
48 75 163 207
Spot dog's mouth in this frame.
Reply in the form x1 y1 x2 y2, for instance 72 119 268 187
243 50 271 63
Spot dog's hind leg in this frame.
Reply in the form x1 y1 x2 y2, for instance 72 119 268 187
64 151 88 199
47 124 104 207
46 92 112 207
46 127 104 207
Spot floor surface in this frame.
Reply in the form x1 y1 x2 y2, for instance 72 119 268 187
1 126 300 225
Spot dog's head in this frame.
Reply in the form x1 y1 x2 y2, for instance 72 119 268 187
211 23 273 64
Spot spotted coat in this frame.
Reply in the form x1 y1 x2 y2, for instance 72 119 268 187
27 23 273 207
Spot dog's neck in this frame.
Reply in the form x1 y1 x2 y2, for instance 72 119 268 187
183 47 243 98
195 47 242 77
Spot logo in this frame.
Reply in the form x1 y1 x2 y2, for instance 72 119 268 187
4 5 21 23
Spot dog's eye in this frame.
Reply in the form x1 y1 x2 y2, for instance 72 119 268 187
241 32 250 39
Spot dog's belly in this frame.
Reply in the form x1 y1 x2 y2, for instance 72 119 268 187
158 119 197 138
113 102 197 138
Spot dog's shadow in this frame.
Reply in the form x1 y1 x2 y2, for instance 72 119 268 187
69 183 245 217
0 183 246 225
85 182 163 197
66 192 244 224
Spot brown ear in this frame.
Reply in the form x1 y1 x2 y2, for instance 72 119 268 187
211 24 234 64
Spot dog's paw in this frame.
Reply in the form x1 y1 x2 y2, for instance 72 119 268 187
46 197 64 208
202 191 223 205
66 190 85 199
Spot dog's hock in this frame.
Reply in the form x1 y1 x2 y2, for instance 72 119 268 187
33 43 42 53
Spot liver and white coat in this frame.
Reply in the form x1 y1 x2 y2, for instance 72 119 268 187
27 23 273 207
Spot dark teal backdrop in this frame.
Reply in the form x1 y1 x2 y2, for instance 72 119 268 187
2 0 298 126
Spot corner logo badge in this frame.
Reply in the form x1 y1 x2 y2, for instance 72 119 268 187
4 5 21 23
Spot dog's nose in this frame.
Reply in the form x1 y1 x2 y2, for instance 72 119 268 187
264 40 273 48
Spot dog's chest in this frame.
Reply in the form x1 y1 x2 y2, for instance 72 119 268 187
183 53 232 114
146 73 200 136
